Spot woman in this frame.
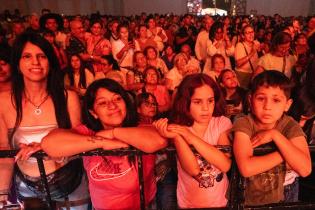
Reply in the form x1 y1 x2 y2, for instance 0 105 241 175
0 32 89 209
144 46 168 80
136 92 159 125
135 24 158 52
165 52 189 91
161 44 175 70
86 19 112 73
254 31 296 79
112 24 135 83
139 66 171 113
146 17 168 52
64 54 95 97
42 79 167 210
234 24 260 89
204 21 235 74
126 51 147 92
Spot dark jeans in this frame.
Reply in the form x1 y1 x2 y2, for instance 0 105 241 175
156 169 177 210
284 178 299 202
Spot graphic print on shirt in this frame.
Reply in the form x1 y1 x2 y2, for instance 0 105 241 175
193 153 223 188
90 157 133 181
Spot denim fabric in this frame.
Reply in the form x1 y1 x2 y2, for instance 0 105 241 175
156 169 177 210
284 178 299 202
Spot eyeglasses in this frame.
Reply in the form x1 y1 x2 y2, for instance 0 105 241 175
95 95 124 108
143 101 157 107
245 31 254 35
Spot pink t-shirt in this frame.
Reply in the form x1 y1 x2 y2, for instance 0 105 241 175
176 116 232 208
74 125 156 210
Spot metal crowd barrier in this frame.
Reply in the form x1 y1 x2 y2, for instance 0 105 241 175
1 145 315 210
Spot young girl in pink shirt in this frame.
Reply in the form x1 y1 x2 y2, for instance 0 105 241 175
154 73 232 208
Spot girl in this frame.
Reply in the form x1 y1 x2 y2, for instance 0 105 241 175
64 54 94 97
42 79 167 210
206 53 225 82
217 69 248 120
154 73 232 208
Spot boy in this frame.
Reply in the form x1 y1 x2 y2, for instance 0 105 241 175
232 70 311 205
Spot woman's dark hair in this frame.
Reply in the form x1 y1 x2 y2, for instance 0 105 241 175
82 78 138 131
11 32 71 134
251 70 292 99
143 46 157 57
90 19 103 29
209 21 224 42
101 54 119 70
270 31 292 53
170 73 226 126
136 92 157 109
0 46 11 63
65 54 88 89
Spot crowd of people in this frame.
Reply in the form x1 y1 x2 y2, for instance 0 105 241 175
0 8 315 210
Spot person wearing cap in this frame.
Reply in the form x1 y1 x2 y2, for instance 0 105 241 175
40 13 67 49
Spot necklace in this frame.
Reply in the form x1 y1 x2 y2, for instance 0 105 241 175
25 94 50 115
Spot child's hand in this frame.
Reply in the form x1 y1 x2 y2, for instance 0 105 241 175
153 118 178 139
251 129 276 148
167 124 194 144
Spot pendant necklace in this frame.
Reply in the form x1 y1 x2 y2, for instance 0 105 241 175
25 94 50 115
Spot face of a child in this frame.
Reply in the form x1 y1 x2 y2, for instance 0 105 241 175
221 71 238 89
190 84 215 125
90 88 127 128
213 57 225 72
250 85 292 129
137 95 157 118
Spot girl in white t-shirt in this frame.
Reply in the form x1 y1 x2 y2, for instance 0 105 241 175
154 73 232 208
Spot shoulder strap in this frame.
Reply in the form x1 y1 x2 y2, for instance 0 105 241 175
241 42 254 72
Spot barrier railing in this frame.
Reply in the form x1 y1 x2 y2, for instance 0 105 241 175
0 145 315 210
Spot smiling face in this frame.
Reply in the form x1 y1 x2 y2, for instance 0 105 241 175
19 42 49 83
250 85 292 129
90 88 127 128
190 84 215 126
243 26 255 42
